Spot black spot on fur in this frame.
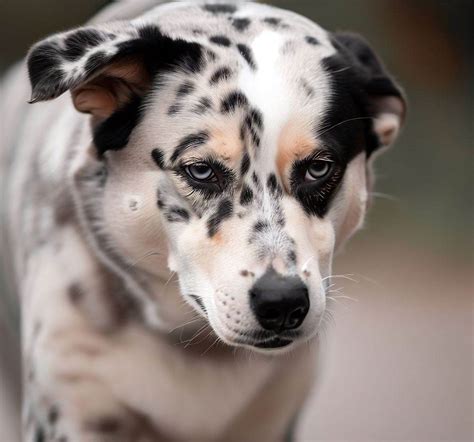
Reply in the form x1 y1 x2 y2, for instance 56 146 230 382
243 108 263 149
305 36 320 46
48 406 60 425
252 172 261 188
69 283 85 304
249 108 263 130
167 103 182 115
129 199 138 211
210 66 233 85
93 94 143 156
87 417 121 433
240 152 250 176
287 250 297 264
300 79 315 98
165 206 190 223
171 131 210 162
263 17 281 26
207 199 233 237
177 81 195 97
221 90 248 113
151 148 165 169
193 96 213 113
232 18 251 32
205 49 218 62
27 41 66 102
35 426 45 442
63 29 105 61
210 35 232 47
237 44 256 70
267 174 282 197
254 220 269 232
203 3 237 14
240 185 254 206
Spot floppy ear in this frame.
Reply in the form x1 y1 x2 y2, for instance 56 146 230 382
332 32 406 155
27 23 203 140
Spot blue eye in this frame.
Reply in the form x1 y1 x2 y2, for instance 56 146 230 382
185 163 216 182
305 160 332 181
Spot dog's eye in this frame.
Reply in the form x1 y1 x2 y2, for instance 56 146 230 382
185 163 216 182
305 160 332 181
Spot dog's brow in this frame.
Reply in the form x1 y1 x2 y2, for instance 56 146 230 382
170 131 210 163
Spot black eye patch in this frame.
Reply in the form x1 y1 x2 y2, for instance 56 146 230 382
290 150 345 217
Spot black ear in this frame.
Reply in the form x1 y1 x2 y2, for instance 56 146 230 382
27 23 203 109
332 32 406 155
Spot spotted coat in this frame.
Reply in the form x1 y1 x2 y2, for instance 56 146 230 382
0 0 405 440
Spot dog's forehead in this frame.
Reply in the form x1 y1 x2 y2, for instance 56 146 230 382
140 1 337 169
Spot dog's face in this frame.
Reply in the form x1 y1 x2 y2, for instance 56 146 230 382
28 2 405 352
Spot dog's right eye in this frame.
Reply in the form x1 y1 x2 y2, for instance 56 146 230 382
185 163 217 182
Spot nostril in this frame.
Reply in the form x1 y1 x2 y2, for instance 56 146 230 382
285 306 308 329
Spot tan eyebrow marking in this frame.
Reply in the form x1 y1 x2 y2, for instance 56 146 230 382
277 118 317 181
207 117 244 164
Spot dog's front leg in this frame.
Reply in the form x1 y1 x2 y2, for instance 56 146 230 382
21 226 156 442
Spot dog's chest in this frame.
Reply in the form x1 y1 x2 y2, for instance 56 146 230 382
93 325 279 439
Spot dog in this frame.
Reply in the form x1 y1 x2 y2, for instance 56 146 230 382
0 0 406 440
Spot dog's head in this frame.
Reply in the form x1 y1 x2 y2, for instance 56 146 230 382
27 2 405 352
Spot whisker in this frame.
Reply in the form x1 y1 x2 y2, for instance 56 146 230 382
201 335 221 356
369 192 399 202
164 271 177 287
183 324 210 348
322 274 358 284
315 116 374 138
126 250 161 270
330 295 358 302
329 66 352 74
168 316 202 334
328 286 345 294
180 324 207 344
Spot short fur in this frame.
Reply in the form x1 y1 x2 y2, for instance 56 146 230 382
0 1 405 440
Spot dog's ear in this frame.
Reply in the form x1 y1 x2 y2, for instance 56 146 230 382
27 23 203 121
332 32 406 155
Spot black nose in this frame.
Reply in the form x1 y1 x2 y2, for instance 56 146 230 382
250 268 309 332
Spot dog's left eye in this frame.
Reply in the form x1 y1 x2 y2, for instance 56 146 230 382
305 160 333 181
185 163 216 182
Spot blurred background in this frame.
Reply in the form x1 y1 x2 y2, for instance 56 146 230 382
1 0 472 440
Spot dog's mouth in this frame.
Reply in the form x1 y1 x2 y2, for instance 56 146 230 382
233 330 302 351
252 337 293 349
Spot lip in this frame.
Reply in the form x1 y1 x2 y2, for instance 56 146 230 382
253 337 293 349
